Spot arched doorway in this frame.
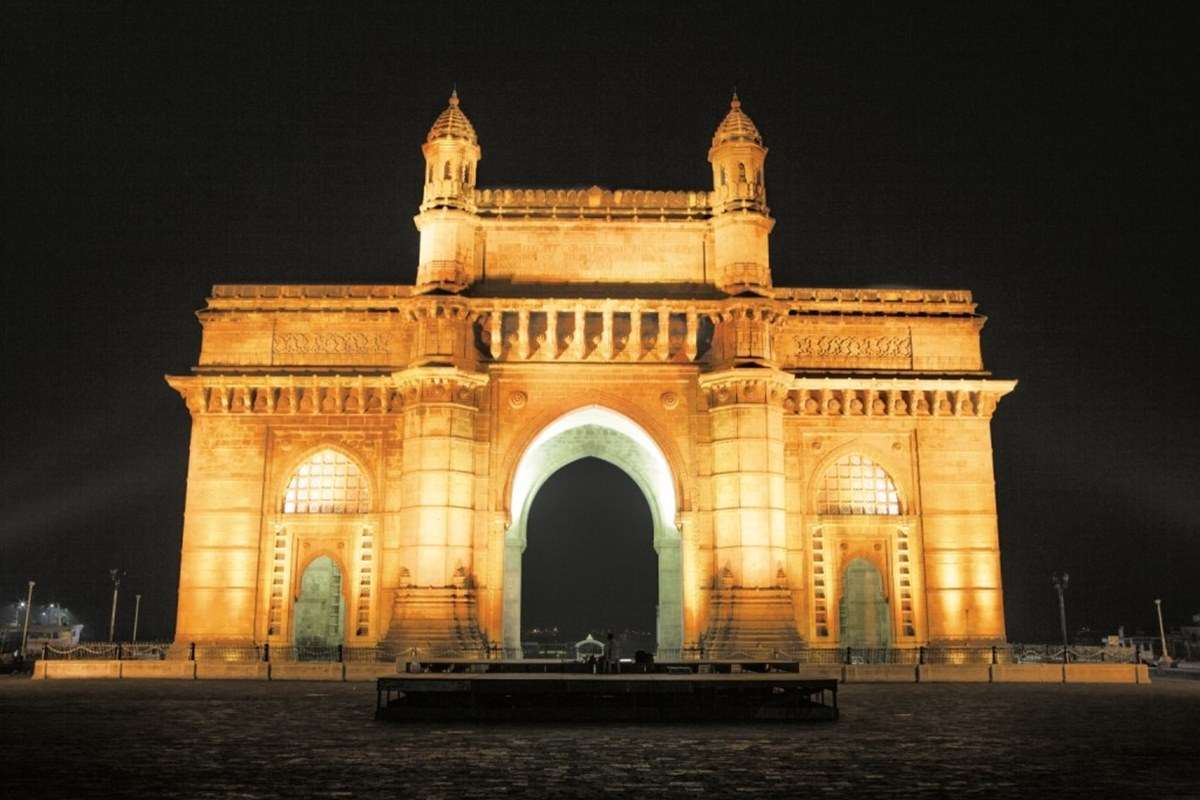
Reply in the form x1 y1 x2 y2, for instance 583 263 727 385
522 458 657 658
293 556 344 652
839 558 891 648
505 406 683 658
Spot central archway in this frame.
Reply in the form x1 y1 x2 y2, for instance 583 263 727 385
504 406 683 658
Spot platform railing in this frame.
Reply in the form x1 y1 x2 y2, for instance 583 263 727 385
42 642 172 661
32 641 1140 665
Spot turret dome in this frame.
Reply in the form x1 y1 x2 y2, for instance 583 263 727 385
427 90 477 143
712 92 762 147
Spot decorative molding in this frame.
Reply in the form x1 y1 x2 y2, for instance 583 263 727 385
473 186 712 221
698 368 794 408
787 334 911 360
272 332 391 356
166 367 489 417
392 366 489 409
781 378 1015 420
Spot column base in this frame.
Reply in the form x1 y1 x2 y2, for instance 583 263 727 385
700 587 804 659
380 587 489 659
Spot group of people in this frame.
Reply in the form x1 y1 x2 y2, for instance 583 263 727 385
579 631 656 673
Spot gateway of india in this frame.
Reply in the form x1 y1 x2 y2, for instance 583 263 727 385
167 91 1015 658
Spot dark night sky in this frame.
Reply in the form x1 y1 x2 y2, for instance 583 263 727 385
3 2 1196 642
523 459 657 639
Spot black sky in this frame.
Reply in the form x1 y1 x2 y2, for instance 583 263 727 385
3 2 1196 642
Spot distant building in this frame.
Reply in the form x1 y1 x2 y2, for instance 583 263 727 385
1 622 83 657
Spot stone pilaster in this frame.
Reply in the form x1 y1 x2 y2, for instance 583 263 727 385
169 409 268 647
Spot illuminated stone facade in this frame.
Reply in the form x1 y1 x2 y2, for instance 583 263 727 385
167 92 1015 657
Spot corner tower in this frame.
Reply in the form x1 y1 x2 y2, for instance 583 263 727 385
708 93 774 294
415 90 481 292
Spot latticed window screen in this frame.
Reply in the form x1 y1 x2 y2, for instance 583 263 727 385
283 450 370 514
817 454 901 515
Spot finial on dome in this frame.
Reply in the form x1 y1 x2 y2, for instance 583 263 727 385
427 88 477 143
712 89 762 147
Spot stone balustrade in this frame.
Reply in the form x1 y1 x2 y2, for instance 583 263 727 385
478 300 713 363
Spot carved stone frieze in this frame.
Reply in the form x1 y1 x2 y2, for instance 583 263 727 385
272 331 391 356
789 334 911 359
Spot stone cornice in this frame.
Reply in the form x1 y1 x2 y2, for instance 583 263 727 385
782 377 1016 419
165 368 489 416
472 186 712 221
695 371 1014 417
699 368 795 408
202 285 978 318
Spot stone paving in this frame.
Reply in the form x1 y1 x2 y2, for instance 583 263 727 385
2 678 1197 798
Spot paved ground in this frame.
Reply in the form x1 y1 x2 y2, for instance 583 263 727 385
2 677 1198 798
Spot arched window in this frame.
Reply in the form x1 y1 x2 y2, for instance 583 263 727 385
817 454 901 515
443 161 452 180
462 163 470 183
427 165 433 183
283 449 370 514
720 166 727 186
737 162 747 182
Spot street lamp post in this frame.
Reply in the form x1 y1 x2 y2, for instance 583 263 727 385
19 581 35 656
1154 598 1171 666
1051 572 1070 665
132 594 142 643
108 569 121 643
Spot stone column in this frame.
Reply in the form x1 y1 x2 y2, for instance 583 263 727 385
382 366 490 657
544 308 558 360
656 308 671 361
501 537 524 657
488 308 503 360
628 305 642 361
698 368 799 657
572 304 586 360
516 308 530 361
599 302 614 360
685 308 699 361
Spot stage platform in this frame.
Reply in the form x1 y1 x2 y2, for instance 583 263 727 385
375 673 839 723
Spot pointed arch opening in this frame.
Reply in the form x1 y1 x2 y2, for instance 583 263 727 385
839 558 891 648
504 405 683 659
293 555 345 652
522 458 657 657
